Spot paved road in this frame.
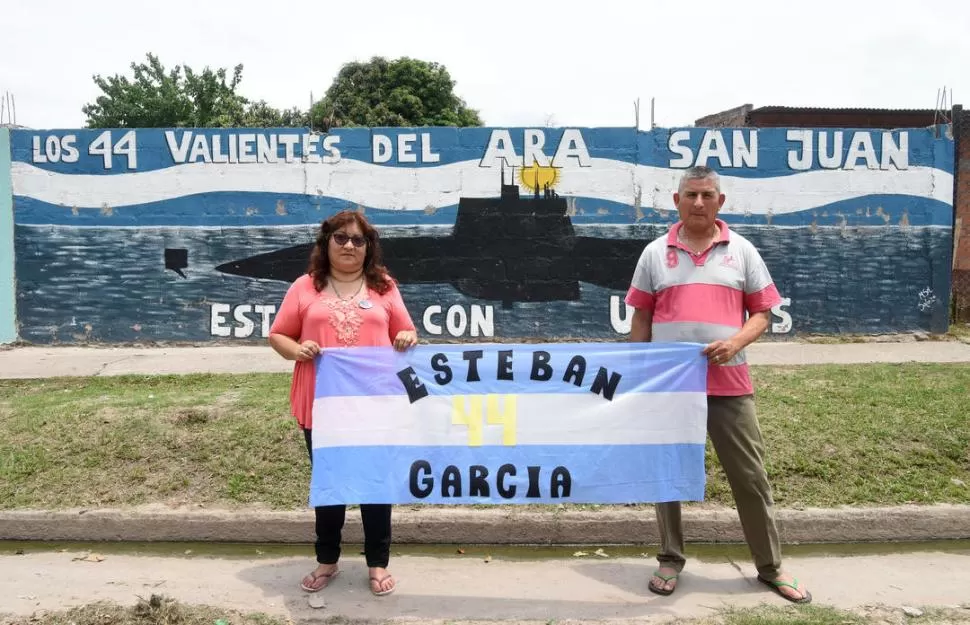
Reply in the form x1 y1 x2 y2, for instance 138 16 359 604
2 340 970 379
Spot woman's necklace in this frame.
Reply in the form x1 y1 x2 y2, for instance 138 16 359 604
331 278 364 301
329 276 373 309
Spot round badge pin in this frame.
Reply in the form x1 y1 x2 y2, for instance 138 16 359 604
358 299 373 309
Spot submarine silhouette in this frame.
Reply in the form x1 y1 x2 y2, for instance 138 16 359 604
213 166 649 307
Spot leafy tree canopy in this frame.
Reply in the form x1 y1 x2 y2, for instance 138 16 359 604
311 56 482 129
82 53 306 128
82 53 481 130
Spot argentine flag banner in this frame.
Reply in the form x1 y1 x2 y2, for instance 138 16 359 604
309 342 708 506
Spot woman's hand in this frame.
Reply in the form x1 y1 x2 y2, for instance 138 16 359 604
392 330 418 351
294 340 321 362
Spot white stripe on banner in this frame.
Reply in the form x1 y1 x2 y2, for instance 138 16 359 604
10 159 953 212
310 392 707 448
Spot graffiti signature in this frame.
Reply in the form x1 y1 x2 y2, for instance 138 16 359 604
917 287 937 312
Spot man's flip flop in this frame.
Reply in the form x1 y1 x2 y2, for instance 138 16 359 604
300 568 339 593
758 575 812 604
647 570 678 596
370 574 396 596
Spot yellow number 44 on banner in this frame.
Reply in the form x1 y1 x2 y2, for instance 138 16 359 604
452 394 517 447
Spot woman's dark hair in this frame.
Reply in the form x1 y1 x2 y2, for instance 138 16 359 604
307 210 394 294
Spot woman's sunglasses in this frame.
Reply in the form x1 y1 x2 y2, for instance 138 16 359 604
331 232 368 248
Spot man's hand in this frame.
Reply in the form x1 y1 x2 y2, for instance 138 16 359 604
703 311 771 365
702 339 741 365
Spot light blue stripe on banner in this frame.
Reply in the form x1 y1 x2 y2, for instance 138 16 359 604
0 128 16 344
314 342 708 399
309 443 706 505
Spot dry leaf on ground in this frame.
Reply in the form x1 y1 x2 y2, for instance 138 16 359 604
72 553 105 563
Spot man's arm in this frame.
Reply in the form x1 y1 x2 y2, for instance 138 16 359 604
625 245 656 342
733 310 771 348
629 308 653 343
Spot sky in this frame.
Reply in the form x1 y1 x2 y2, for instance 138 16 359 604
2 0 969 130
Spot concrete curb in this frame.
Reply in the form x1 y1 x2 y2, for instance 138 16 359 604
2 505 969 545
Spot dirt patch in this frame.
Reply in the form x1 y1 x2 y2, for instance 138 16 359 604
0 594 285 625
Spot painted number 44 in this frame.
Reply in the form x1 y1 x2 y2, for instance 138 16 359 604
88 131 137 169
452 394 517 447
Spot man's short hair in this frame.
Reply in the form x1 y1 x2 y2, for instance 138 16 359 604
678 165 721 194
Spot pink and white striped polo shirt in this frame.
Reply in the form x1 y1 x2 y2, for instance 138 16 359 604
624 219 781 396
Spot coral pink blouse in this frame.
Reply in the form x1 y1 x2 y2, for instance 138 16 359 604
269 273 416 428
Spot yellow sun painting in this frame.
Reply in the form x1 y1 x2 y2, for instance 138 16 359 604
518 162 560 192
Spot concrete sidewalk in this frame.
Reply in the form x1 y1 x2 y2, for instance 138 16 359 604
3 546 970 622
2 340 970 378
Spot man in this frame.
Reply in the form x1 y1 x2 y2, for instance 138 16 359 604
624 165 811 604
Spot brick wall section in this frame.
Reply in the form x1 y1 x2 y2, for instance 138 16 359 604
953 108 970 321
744 107 939 129
694 104 753 128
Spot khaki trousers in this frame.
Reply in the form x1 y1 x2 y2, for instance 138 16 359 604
655 394 782 578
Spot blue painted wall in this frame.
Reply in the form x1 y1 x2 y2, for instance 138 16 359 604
4 125 956 342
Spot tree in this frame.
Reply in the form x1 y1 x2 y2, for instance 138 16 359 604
82 53 305 128
241 101 310 128
311 57 482 129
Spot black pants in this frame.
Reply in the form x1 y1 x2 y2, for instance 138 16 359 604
303 429 392 568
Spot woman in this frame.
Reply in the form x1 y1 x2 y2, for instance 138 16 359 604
268 210 418 597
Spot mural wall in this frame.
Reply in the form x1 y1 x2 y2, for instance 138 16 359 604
0 129 15 344
6 125 955 343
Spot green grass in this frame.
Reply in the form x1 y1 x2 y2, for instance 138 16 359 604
2 598 968 625
0 364 968 510
744 364 970 507
709 604 970 625
949 322 970 342
715 604 868 625
0 373 301 509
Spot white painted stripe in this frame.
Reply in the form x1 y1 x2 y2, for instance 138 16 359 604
637 165 953 211
310 392 707 449
10 159 952 214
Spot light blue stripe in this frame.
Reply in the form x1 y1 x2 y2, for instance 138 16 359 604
0 129 16 344
309 443 706 505
313 343 708 398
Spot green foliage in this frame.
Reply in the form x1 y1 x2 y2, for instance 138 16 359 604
82 53 482 130
82 53 305 129
311 56 483 129
240 100 310 128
